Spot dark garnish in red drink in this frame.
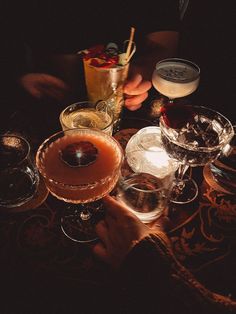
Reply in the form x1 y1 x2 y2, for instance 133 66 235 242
60 141 98 167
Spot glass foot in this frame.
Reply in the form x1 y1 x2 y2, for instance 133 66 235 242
61 203 104 243
170 177 198 204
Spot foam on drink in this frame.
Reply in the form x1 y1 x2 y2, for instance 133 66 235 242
152 59 200 99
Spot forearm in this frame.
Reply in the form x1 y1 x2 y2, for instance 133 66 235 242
118 233 236 314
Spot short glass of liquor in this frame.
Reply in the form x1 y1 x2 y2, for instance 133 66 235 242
0 134 39 208
36 128 123 242
59 100 114 135
83 59 129 127
159 105 234 204
151 58 200 116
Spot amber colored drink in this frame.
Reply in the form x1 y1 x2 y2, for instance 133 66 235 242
36 129 123 203
83 59 129 123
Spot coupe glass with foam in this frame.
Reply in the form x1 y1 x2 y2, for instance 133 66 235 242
36 128 123 242
151 58 200 118
152 58 200 101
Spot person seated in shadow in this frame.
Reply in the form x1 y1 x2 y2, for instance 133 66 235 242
1 0 180 123
92 195 236 314
178 1 235 122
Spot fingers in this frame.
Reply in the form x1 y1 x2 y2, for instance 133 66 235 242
102 195 130 219
125 92 148 110
38 74 70 100
38 84 68 101
124 74 152 96
92 242 110 263
124 74 142 93
123 74 151 111
19 73 70 101
40 74 70 91
153 215 172 232
95 219 110 244
27 85 43 99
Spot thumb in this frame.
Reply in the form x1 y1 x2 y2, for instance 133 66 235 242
103 195 131 218
92 242 110 262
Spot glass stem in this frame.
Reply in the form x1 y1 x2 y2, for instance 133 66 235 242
79 204 92 221
172 164 189 195
177 164 189 181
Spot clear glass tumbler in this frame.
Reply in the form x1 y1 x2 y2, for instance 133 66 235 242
116 172 169 223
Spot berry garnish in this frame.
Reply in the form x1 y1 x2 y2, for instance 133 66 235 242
82 45 105 60
161 103 194 129
59 142 98 167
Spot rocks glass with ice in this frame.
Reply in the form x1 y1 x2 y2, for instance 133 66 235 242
159 105 234 203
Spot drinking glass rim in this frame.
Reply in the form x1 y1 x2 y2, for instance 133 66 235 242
36 127 124 187
134 126 162 152
155 57 200 83
59 100 114 131
0 133 30 167
121 172 165 193
159 105 235 152
83 58 129 71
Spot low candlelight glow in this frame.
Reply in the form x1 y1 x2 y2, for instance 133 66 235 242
144 146 170 169
125 126 178 188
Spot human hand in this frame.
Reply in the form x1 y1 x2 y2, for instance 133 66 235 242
92 195 153 269
19 73 71 101
124 74 152 111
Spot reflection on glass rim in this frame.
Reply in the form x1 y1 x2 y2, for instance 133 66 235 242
0 134 30 166
159 105 234 151
155 57 200 83
36 127 123 187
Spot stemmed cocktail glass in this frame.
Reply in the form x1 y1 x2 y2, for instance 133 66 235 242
159 105 234 204
36 128 123 242
152 58 200 103
151 58 200 120
0 134 39 208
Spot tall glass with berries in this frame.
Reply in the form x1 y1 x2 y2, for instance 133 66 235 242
36 128 123 242
160 104 234 204
79 37 136 129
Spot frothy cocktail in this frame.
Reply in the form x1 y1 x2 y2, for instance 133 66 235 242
152 58 200 99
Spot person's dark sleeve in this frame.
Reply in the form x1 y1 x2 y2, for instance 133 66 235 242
116 233 236 314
